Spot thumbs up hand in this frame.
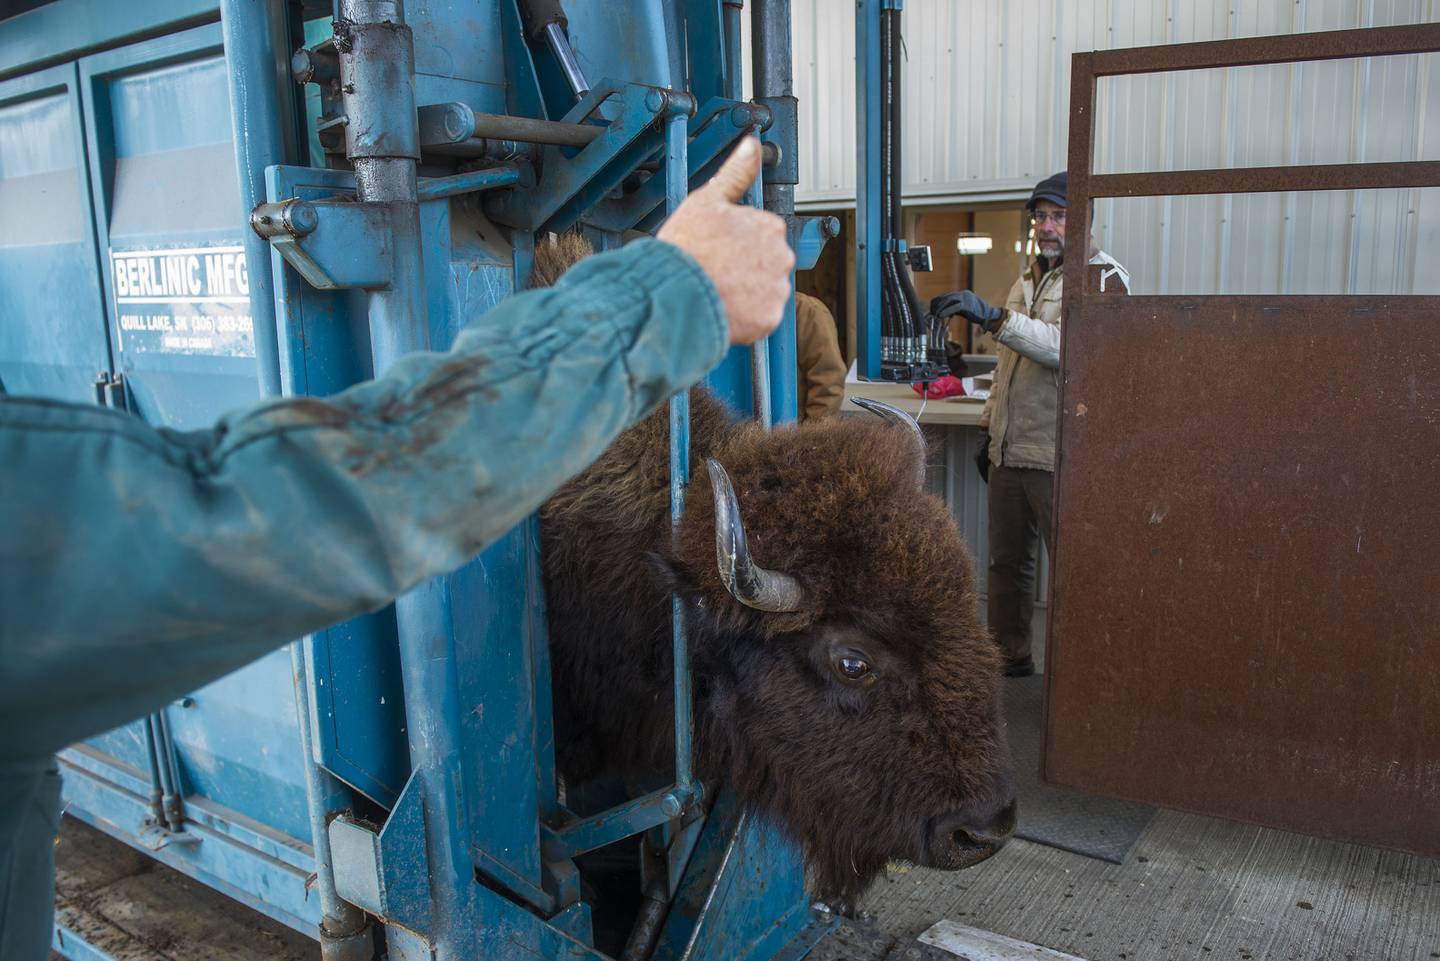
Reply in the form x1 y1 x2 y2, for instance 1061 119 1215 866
657 137 795 346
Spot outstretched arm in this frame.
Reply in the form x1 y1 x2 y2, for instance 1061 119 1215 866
0 238 723 759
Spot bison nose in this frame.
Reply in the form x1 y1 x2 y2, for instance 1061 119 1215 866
923 798 1017 871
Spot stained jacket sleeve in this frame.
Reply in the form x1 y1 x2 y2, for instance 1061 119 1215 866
0 237 728 761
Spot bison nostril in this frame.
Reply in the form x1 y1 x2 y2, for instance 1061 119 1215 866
925 798 1018 871
992 798 1018 837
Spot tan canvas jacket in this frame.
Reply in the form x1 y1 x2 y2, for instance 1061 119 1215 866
980 250 1130 471
795 292 846 421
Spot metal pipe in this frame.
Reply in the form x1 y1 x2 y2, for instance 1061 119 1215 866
471 110 601 148
750 0 794 216
154 710 185 833
141 715 167 827
728 3 776 423
416 163 523 201
337 4 474 955
751 0 798 422
855 0 883 379
722 1 744 101
747 178 773 430
665 111 695 794
219 0 288 398
621 881 670 961
736 0 778 426
543 21 590 100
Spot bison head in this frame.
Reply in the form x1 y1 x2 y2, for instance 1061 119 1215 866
665 404 1016 908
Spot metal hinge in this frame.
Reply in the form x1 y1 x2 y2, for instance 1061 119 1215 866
93 371 129 412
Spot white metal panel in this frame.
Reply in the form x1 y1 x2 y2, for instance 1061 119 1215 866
795 0 1440 295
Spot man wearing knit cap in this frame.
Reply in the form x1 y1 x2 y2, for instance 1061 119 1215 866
930 171 1130 678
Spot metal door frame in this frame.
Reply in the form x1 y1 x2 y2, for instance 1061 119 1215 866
1047 22 1440 853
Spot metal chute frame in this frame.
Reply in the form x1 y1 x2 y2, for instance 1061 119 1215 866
253 2 837 960
1048 23 1440 857
5 0 841 959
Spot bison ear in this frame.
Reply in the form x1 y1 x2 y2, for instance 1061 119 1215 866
645 552 723 632
644 551 698 596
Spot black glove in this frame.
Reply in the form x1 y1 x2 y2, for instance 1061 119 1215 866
930 290 1005 332
975 429 991 483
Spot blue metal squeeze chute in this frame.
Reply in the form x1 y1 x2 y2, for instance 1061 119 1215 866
0 1 838 959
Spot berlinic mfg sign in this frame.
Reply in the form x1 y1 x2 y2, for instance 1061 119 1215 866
110 245 256 358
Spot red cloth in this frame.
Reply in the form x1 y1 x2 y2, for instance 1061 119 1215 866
911 375 966 399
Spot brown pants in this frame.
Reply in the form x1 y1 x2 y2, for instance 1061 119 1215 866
987 465 1054 664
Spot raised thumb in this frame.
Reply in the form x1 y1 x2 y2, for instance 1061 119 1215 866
705 136 761 203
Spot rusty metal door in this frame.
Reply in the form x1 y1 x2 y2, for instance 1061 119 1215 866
1046 25 1440 855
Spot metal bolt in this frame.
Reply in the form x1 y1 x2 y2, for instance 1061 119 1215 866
645 89 667 113
291 49 316 84
730 105 754 128
660 793 683 817
285 200 319 236
442 104 469 140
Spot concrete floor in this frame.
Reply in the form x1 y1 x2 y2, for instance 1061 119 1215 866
864 804 1440 961
52 817 314 961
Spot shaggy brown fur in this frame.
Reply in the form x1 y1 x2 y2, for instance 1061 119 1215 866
529 232 597 289
536 243 1013 908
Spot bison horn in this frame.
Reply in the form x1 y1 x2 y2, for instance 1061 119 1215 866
706 459 807 613
849 396 927 489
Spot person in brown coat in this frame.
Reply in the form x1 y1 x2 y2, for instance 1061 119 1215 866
794 291 847 420
931 171 1129 678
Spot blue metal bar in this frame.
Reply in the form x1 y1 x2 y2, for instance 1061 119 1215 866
545 785 698 860
751 0 799 424
290 641 372 959
226 3 373 955
0 0 218 82
722 1 744 101
766 291 798 426
855 0 883 379
416 163 523 201
59 755 320 936
528 517 559 821
666 109 695 794
53 920 116 961
219 0 286 398
335 4 474 955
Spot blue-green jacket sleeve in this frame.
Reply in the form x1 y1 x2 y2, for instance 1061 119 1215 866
0 238 727 762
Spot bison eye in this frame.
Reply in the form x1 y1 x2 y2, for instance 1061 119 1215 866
834 654 874 686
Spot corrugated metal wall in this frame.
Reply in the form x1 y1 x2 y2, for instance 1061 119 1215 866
793 0 1440 294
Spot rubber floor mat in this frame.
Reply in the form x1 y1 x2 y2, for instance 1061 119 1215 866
1004 674 1156 864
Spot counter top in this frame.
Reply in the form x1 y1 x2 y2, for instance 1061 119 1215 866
842 380 987 427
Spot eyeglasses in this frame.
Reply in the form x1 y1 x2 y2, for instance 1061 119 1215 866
1030 210 1066 226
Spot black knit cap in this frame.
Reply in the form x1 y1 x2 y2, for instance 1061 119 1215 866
1025 171 1067 210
